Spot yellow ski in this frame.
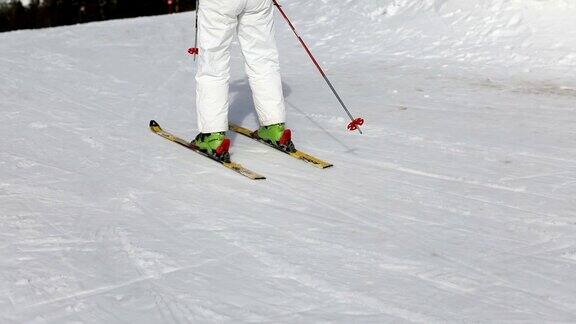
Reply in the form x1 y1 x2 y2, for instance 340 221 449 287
229 124 333 169
150 120 266 180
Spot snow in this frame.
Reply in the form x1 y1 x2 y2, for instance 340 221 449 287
1 0 576 322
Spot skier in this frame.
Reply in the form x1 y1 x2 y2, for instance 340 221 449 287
191 0 293 160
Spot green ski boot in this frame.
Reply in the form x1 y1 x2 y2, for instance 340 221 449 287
257 123 296 152
191 132 231 162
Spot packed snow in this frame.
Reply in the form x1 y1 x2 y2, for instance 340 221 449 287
1 0 576 322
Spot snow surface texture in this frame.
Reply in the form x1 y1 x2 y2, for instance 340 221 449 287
1 0 576 322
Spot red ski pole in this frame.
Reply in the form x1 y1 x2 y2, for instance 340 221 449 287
272 0 364 134
188 0 200 60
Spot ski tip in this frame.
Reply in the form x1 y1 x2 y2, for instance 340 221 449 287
149 120 160 128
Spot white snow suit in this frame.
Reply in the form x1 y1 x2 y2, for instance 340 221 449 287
195 0 286 133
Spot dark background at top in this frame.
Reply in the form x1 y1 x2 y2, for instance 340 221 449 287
0 0 197 32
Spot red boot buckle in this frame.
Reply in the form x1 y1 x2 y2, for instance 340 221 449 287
216 139 231 155
279 129 292 146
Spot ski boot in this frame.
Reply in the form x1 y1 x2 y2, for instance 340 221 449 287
191 132 231 162
257 123 296 153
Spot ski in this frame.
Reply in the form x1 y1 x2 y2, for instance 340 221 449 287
229 124 333 169
149 120 266 180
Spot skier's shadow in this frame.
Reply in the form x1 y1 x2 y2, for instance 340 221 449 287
228 79 264 141
229 79 353 152
228 79 292 141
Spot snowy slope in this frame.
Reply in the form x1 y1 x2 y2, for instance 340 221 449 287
1 0 576 322
294 0 576 80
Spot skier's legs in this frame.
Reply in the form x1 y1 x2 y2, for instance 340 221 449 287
195 0 241 133
237 0 286 126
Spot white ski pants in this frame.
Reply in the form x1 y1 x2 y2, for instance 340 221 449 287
195 0 286 133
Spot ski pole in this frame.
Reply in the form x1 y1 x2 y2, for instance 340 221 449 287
272 0 364 134
188 0 200 60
